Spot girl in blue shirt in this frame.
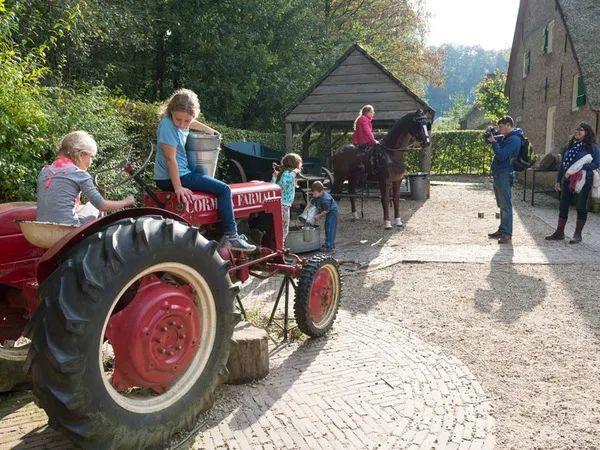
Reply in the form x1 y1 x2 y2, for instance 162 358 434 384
271 153 302 241
154 89 255 252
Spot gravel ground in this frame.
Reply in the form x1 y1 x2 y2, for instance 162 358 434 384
241 176 600 449
349 262 600 448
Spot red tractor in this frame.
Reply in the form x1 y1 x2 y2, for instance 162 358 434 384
0 166 341 448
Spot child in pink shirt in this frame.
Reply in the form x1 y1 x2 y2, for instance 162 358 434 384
353 105 378 146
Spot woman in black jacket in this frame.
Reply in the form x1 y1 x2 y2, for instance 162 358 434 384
546 122 600 243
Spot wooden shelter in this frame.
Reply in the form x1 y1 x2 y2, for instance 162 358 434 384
284 44 435 153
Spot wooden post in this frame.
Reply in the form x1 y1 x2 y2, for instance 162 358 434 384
301 126 312 159
285 122 293 153
420 143 432 173
226 321 269 384
325 125 332 164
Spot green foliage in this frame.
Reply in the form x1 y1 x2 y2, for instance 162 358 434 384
426 45 509 115
0 5 49 201
475 70 510 122
434 93 470 131
7 0 442 130
404 130 492 175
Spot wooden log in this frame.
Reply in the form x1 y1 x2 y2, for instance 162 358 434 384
226 322 269 385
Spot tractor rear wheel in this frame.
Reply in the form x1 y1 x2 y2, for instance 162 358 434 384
294 255 341 337
26 216 238 449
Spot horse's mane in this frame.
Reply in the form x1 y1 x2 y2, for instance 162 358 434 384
381 111 418 148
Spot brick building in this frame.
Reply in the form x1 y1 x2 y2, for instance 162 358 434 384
506 0 600 160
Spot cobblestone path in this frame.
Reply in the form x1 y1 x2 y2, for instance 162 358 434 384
0 311 494 450
191 311 494 450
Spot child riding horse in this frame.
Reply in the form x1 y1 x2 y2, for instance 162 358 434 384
331 110 431 229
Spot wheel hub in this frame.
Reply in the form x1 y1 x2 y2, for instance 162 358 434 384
308 267 334 324
106 274 201 393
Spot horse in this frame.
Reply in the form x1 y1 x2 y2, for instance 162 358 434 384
330 109 431 229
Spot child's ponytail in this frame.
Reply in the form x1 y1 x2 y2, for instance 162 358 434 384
353 104 374 130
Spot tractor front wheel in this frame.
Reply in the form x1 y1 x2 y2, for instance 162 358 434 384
26 216 238 449
294 255 342 337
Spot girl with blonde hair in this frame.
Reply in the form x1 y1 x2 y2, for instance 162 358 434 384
154 88 255 252
36 130 135 225
353 104 378 146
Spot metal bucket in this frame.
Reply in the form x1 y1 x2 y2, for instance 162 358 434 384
287 225 321 253
302 225 315 242
408 172 429 201
298 205 318 226
185 132 221 177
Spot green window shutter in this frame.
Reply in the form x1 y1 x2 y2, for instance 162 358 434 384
542 27 548 53
576 75 586 107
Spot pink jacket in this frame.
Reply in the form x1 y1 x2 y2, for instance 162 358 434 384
353 115 377 145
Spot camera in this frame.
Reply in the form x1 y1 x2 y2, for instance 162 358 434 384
484 127 499 141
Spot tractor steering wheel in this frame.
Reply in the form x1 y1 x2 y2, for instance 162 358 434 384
93 143 155 192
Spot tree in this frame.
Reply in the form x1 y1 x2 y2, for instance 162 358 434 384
475 70 509 122
433 93 469 131
6 0 443 129
425 44 509 115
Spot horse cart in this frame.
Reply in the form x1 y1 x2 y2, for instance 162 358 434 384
0 151 342 448
221 141 334 187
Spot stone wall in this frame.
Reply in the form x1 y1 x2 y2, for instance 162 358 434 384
507 0 598 191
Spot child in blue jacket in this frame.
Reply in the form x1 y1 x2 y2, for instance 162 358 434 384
310 181 339 252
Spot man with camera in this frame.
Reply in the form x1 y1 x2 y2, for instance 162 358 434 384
486 116 524 244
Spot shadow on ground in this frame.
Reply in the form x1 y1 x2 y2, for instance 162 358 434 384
516 185 600 335
474 246 548 324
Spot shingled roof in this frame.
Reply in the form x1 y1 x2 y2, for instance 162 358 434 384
284 44 434 126
558 0 600 110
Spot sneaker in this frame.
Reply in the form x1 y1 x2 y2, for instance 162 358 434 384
226 234 256 252
488 230 502 239
498 235 512 245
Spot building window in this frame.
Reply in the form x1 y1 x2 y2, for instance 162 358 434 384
572 74 586 110
522 86 526 109
543 21 554 54
545 106 557 154
564 34 568 53
544 77 549 102
523 50 531 78
559 65 563 95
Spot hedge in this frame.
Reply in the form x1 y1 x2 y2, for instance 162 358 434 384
405 130 493 175
0 87 288 203
0 84 490 204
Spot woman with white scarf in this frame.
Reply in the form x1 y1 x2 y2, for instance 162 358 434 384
546 122 600 243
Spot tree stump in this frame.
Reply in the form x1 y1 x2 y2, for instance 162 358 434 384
226 321 269 384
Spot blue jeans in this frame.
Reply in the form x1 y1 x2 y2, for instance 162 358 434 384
324 210 339 249
559 176 592 221
493 171 514 236
156 171 237 235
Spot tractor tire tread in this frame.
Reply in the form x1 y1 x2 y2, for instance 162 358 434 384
26 216 237 449
293 255 342 337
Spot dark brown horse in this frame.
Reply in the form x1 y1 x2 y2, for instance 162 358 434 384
331 110 431 229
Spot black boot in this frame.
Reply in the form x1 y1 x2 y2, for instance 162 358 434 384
569 218 586 244
488 229 502 238
545 217 567 240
